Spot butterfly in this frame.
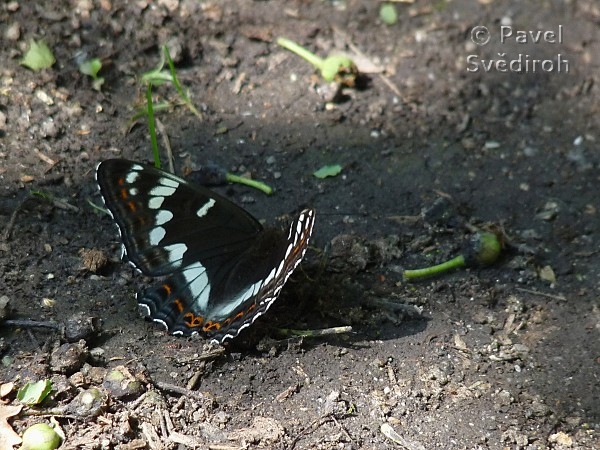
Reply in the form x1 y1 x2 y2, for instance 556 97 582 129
96 159 315 344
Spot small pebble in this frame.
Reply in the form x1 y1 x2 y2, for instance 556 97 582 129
63 312 101 342
4 22 20 41
0 295 11 320
50 340 88 374
103 366 145 399
64 388 107 418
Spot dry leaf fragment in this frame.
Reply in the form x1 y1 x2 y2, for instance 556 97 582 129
0 404 23 450
0 383 15 399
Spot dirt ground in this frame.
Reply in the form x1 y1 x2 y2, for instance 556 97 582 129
1 0 599 449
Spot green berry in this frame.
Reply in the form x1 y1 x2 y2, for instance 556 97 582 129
21 423 61 450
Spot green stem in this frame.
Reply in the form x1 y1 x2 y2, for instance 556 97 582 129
277 37 324 70
146 83 161 169
163 46 202 119
225 173 273 195
403 255 466 281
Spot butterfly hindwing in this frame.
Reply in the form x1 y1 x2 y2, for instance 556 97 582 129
96 159 315 343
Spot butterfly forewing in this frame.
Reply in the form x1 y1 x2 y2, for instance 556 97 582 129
96 159 315 344
96 160 263 276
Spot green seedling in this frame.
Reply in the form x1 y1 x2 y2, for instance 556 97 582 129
29 190 52 201
403 231 502 281
313 164 343 179
138 46 201 168
20 39 55 71
225 172 273 195
142 76 273 194
188 163 273 195
140 46 271 194
78 58 104 90
141 45 201 119
276 37 358 87
145 83 161 168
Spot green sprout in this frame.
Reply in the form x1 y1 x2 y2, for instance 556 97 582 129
143 89 272 193
20 40 55 71
276 37 358 87
145 82 161 169
225 173 273 195
313 164 342 179
403 231 502 281
190 163 274 195
141 45 201 119
140 47 271 194
78 58 104 91
139 46 202 168
29 190 53 201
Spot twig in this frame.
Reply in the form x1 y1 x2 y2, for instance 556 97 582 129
186 367 204 390
289 415 334 449
154 381 206 401
162 409 205 447
331 415 354 445
50 197 79 212
278 326 353 338
140 422 161 449
207 445 241 450
33 148 57 166
2 197 34 241
2 319 62 331
129 391 152 410
515 287 566 301
158 407 169 442
20 411 81 420
168 346 224 365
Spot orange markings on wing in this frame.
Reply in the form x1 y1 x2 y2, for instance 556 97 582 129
127 201 137 213
184 312 204 328
203 321 222 332
173 297 183 312
117 177 125 186
222 308 249 328
163 284 173 296
119 188 129 200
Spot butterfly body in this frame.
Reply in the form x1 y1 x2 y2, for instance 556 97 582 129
96 159 314 343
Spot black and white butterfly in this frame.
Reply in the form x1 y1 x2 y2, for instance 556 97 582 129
96 159 315 344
